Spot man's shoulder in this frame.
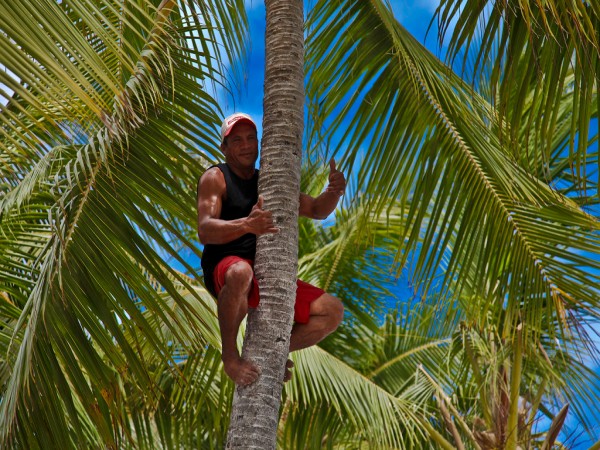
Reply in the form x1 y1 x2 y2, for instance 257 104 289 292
201 165 226 180
198 165 226 195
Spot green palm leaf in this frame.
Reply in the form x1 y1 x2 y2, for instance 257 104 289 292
306 0 600 342
0 0 248 447
433 0 599 180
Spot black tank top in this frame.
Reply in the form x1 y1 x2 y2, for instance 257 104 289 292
200 163 259 296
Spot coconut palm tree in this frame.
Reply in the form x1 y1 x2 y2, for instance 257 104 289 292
226 0 305 448
1 0 600 448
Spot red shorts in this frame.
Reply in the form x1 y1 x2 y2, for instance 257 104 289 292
213 256 324 324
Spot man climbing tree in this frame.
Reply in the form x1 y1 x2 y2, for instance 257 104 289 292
197 113 346 386
203 1 320 447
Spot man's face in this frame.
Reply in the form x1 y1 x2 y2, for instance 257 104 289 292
222 122 259 169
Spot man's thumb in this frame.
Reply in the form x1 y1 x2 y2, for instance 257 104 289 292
256 195 264 209
329 158 336 172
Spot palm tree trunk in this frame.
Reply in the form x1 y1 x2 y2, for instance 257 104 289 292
225 0 304 448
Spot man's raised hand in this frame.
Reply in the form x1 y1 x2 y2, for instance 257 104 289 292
247 195 279 235
326 158 346 196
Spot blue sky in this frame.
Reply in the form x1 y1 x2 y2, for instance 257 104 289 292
221 0 447 130
216 2 600 447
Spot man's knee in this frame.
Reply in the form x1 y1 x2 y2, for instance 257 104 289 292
223 261 254 294
319 294 344 333
328 296 344 328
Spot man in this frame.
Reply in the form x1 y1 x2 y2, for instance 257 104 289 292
197 113 346 386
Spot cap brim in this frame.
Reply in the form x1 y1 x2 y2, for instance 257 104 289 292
222 118 257 142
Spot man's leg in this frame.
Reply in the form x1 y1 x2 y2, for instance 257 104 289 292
289 293 344 352
217 261 260 386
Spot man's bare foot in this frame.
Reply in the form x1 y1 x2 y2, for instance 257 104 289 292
223 356 260 386
283 359 294 382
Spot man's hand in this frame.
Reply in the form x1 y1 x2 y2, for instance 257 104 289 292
299 159 346 219
325 158 346 196
246 195 279 235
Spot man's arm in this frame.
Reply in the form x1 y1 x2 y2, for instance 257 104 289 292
197 167 278 244
299 159 346 220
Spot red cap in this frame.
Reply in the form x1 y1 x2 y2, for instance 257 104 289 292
220 113 257 143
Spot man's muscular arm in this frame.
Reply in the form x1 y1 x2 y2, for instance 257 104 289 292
197 167 278 244
299 159 346 220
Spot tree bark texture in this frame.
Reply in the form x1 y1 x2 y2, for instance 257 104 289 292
225 0 304 449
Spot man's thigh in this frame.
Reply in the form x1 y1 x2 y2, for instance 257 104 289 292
214 256 259 307
294 280 325 323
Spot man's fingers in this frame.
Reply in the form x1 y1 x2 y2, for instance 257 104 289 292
329 172 344 183
329 171 346 187
256 195 264 209
260 225 280 235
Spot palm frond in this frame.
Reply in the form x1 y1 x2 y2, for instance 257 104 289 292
433 0 599 182
0 0 248 447
306 0 600 343
284 345 428 449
